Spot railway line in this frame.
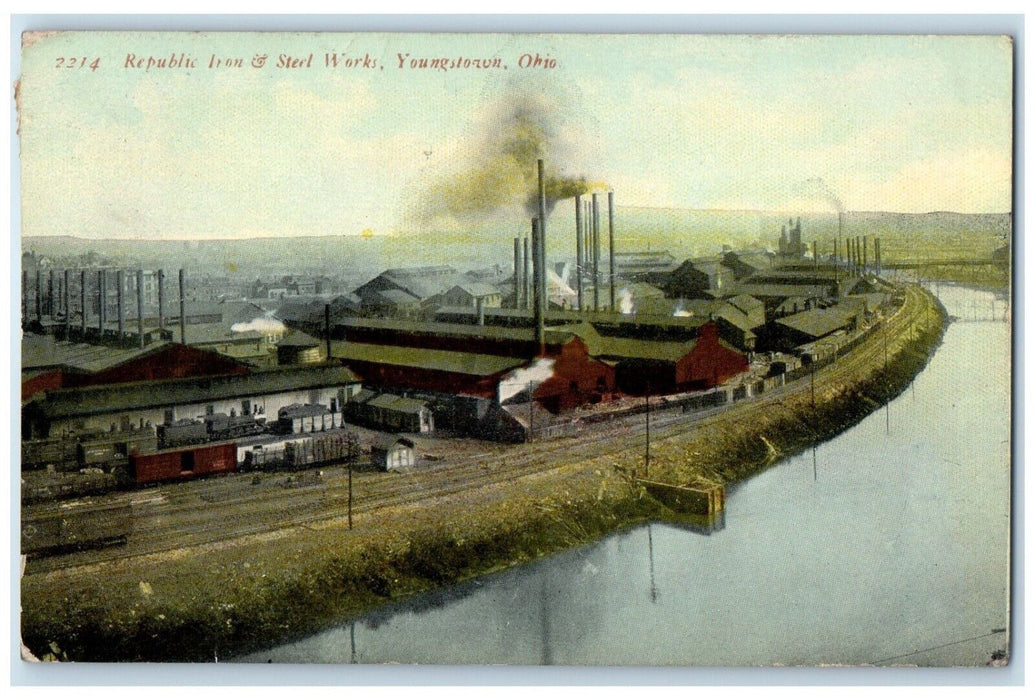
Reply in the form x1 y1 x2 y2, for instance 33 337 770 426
25 284 938 576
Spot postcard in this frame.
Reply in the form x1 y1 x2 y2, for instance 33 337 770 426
17 30 1013 668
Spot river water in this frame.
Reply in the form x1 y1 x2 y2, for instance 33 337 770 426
239 285 1011 666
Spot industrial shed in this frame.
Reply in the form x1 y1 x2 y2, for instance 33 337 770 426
563 320 748 395
22 365 363 439
768 305 863 350
371 436 416 471
21 336 252 400
332 341 526 400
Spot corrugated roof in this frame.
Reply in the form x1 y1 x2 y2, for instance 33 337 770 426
331 340 525 377
28 365 362 420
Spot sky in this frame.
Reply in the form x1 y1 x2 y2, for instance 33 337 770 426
17 32 1014 240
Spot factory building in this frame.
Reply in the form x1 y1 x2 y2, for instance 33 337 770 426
556 320 748 395
764 304 864 351
22 365 363 440
660 259 736 299
21 335 251 401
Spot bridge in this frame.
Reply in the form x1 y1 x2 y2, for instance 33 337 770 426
882 258 1000 270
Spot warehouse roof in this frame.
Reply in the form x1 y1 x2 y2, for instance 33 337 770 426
27 365 362 420
22 335 174 373
331 340 526 377
366 394 429 415
333 316 576 348
558 322 695 363
735 283 832 300
774 305 861 340
278 330 322 348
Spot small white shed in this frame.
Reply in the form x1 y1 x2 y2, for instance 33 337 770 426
371 436 416 472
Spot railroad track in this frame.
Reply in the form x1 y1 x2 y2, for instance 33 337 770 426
26 285 940 576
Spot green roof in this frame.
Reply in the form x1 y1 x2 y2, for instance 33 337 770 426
775 306 860 339
366 394 429 414
331 340 525 377
22 335 174 373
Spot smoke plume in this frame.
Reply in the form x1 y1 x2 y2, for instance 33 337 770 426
423 90 603 222
231 316 288 335
498 358 556 404
797 178 844 213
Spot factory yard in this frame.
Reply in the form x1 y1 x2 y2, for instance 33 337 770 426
26 283 934 573
21 283 945 661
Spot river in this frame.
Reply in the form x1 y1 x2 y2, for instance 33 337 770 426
238 284 1011 666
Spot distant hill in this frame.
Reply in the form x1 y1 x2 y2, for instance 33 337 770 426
22 209 1011 276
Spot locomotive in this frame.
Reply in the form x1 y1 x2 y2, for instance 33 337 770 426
157 411 267 448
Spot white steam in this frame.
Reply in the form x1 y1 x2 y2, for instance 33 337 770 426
231 316 289 335
619 288 634 315
673 301 693 318
498 358 556 404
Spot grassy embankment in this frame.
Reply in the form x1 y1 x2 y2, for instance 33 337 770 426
22 286 947 662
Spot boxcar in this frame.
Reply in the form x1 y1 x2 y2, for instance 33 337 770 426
22 500 133 556
129 442 237 485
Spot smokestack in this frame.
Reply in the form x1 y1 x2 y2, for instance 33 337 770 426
592 193 600 312
522 236 530 310
178 268 186 345
477 296 485 326
531 217 543 350
536 159 548 354
158 269 165 332
608 191 616 312
863 236 868 273
876 237 882 275
838 211 843 260
855 236 861 274
64 269 71 336
137 270 145 348
48 270 55 318
575 195 584 312
116 270 125 337
80 270 87 337
834 240 839 285
325 303 332 362
99 269 106 335
35 270 42 322
813 241 818 271
513 237 521 309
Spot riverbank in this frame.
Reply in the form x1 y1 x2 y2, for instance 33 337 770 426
21 285 948 662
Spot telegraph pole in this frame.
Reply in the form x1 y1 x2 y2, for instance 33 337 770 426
645 381 651 479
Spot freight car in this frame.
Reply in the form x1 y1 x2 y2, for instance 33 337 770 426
241 432 360 472
275 404 339 434
127 442 238 485
157 412 267 448
22 469 118 505
21 500 133 556
22 426 158 472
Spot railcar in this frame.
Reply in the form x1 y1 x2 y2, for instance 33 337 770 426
127 442 238 485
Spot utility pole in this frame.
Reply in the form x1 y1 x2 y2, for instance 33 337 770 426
645 381 651 479
348 461 353 530
528 381 534 443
